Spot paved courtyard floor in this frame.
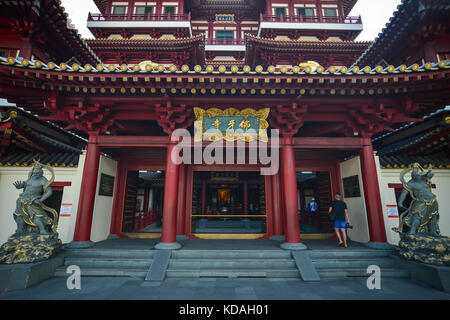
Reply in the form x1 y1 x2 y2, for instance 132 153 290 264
1 275 449 300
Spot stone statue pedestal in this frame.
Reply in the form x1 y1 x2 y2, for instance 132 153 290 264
394 233 450 293
397 233 450 266
0 255 64 292
0 233 62 264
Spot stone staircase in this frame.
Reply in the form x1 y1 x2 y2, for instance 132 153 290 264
54 247 409 280
310 248 410 279
166 250 299 278
54 248 154 278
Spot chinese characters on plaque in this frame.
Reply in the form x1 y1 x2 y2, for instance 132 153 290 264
193 108 270 142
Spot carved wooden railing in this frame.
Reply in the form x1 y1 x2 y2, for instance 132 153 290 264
260 14 362 24
134 209 162 231
206 39 246 45
88 12 190 22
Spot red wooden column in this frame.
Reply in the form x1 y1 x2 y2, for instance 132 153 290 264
109 158 124 238
265 175 274 237
360 141 388 244
69 135 100 248
271 171 283 235
179 0 184 14
316 0 323 22
280 136 306 250
155 139 182 249
176 164 187 235
265 0 271 14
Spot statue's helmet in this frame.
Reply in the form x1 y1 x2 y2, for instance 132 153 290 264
31 159 44 176
411 163 422 180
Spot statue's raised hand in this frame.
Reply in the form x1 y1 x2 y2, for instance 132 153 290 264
13 181 25 189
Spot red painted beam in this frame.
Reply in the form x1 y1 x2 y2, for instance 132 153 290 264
96 135 169 147
95 135 367 150
292 137 367 149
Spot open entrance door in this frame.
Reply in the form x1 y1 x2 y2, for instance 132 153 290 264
121 170 164 234
191 171 266 237
297 171 334 236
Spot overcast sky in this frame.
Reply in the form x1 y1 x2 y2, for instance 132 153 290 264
60 0 403 41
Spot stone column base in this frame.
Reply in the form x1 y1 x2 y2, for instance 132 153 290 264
155 242 182 250
364 242 394 250
280 242 308 251
64 241 95 249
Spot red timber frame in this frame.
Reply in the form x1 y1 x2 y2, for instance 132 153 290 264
76 135 386 246
1 59 449 248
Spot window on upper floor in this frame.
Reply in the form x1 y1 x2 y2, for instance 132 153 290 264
324 8 337 17
136 6 153 15
298 8 314 16
164 6 175 14
112 5 126 15
298 7 314 21
275 8 286 16
216 31 234 44
323 7 339 22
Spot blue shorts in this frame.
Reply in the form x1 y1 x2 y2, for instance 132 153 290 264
334 219 347 230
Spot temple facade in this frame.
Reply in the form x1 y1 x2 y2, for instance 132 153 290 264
0 0 449 249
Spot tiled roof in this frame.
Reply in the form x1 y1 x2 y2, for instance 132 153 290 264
0 152 80 167
2 55 448 76
0 107 86 153
376 127 449 155
373 106 450 143
379 155 450 169
354 0 450 67
246 34 371 50
93 0 108 14
0 0 100 65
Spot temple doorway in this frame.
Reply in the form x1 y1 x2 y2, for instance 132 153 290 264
297 171 334 235
191 171 267 235
121 170 164 233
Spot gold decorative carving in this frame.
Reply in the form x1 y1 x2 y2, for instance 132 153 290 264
215 14 235 23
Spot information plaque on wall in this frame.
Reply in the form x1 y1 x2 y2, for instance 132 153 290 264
99 173 115 197
343 175 361 198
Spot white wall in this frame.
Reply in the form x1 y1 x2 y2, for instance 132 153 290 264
378 166 450 244
0 160 84 244
90 155 118 242
339 156 370 243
